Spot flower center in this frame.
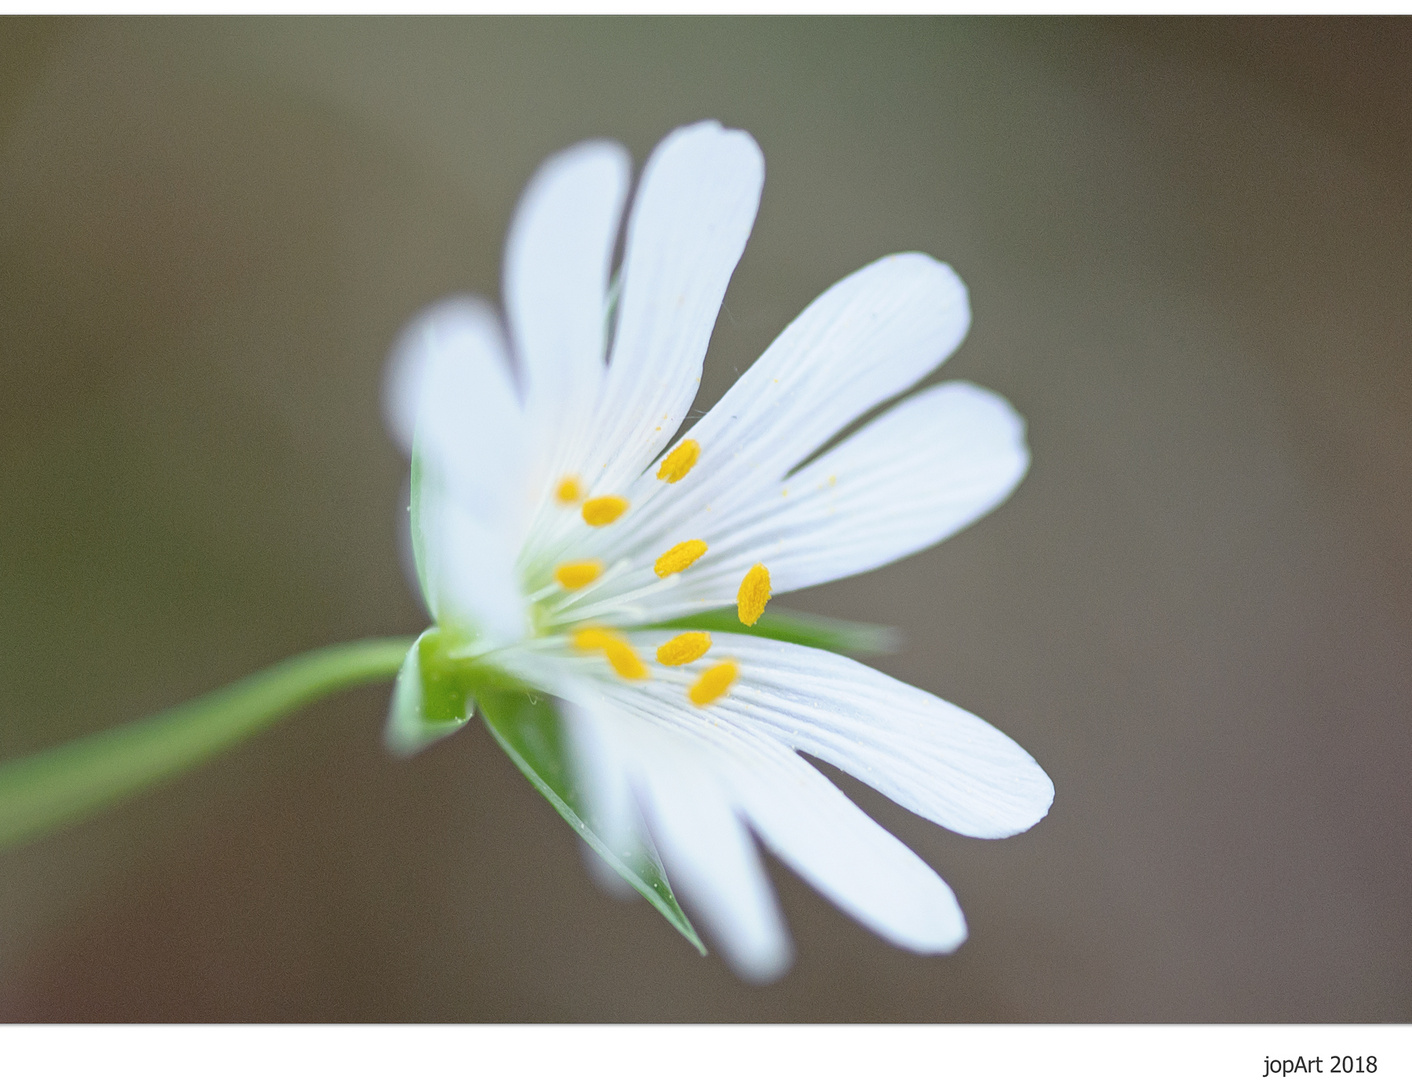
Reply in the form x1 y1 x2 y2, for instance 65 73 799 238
536 438 767 707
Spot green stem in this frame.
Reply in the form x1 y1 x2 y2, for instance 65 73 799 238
0 636 415 853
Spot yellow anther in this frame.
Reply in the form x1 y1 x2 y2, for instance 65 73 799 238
604 639 649 681
688 659 739 707
656 632 712 667
657 439 701 484
653 539 708 578
582 495 629 526
571 625 650 681
736 563 772 627
572 626 619 652
555 475 582 504
553 559 602 590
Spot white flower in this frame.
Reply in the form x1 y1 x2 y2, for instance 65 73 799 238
385 120 1053 981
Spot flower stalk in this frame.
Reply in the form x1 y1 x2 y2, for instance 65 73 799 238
0 636 414 852
0 608 887 856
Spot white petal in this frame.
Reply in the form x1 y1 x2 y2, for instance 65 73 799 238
397 299 531 640
579 120 764 496
692 248 969 471
549 381 1027 628
721 726 967 953
386 295 519 458
627 724 792 981
420 494 529 644
704 633 1054 839
399 297 528 516
559 697 639 859
684 381 1029 602
544 631 1053 841
383 315 431 456
504 140 629 453
766 381 1027 589
608 253 971 552
522 669 792 981
556 658 971 954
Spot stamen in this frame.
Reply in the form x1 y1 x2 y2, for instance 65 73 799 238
555 476 582 504
656 439 700 484
548 571 681 626
653 539 708 578
688 659 739 706
553 559 602 590
582 495 629 527
541 557 632 616
656 632 711 667
571 625 649 681
736 563 772 626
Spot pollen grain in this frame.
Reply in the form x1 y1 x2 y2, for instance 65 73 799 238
656 632 712 667
555 476 583 504
736 563 772 626
553 559 602 590
688 660 739 706
656 439 701 484
582 495 629 527
653 539 708 578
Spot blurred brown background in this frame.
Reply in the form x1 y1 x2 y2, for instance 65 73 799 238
0 17 1409 1021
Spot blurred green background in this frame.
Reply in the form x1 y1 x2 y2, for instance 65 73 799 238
0 17 1409 1021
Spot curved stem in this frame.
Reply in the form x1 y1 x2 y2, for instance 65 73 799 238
0 636 415 853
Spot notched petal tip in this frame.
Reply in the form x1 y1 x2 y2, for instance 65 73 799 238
515 138 632 212
662 118 765 176
504 137 631 405
878 251 973 365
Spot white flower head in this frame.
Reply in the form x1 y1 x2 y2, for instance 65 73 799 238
385 120 1053 981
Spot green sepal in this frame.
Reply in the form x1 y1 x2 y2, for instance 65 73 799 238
408 429 433 615
391 634 703 952
384 628 473 757
478 687 707 956
647 606 900 656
